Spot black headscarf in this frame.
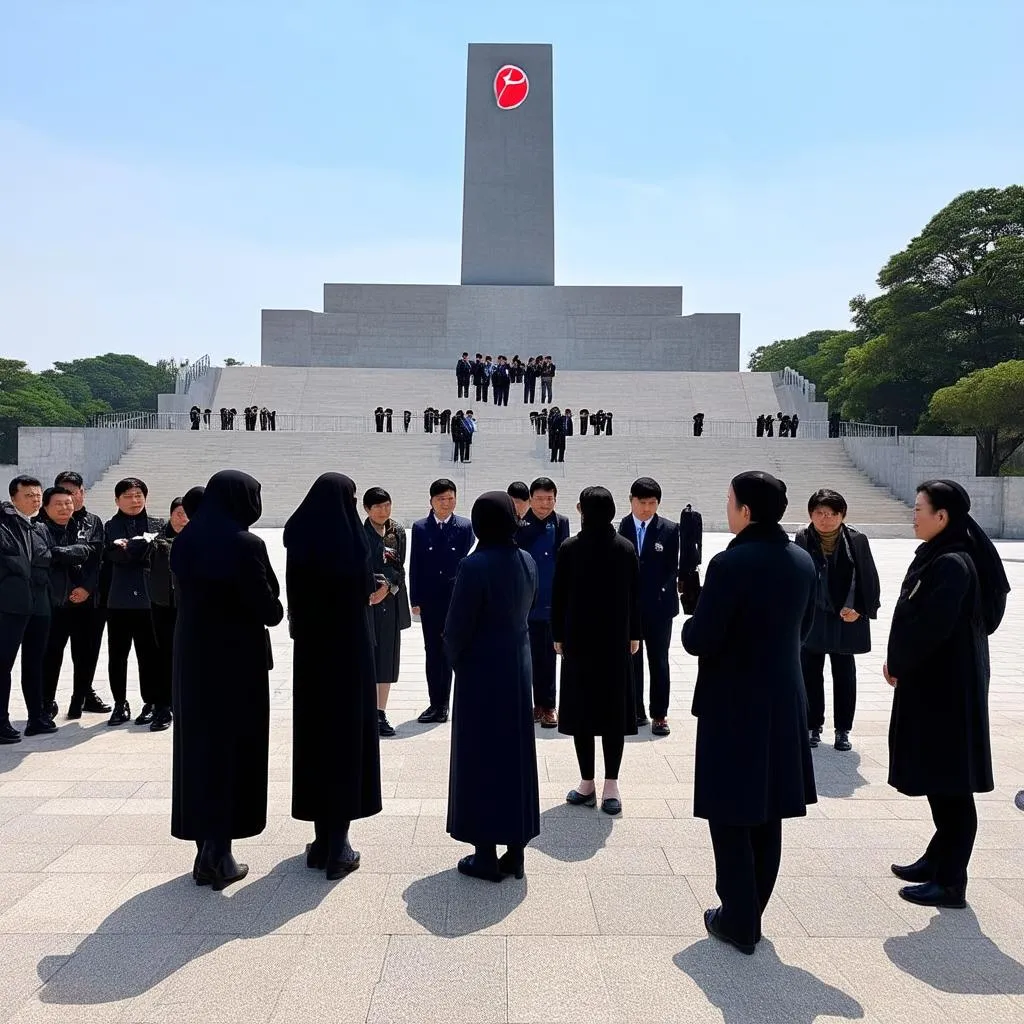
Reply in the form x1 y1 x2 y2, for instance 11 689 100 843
181 485 205 519
283 472 369 570
578 485 616 537
731 471 788 524
170 470 262 582
910 479 1010 634
471 491 519 550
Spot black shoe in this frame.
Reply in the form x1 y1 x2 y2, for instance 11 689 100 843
47 700 59 719
566 789 597 807
195 843 249 891
378 710 396 737
834 730 852 752
83 691 112 714
134 703 155 726
305 839 327 870
24 716 58 737
417 705 449 724
891 857 933 883
636 713 650 728
651 718 670 737
704 907 756 955
325 848 360 880
66 696 84 720
149 706 172 732
457 854 504 883
108 701 131 727
0 721 22 744
497 850 525 880
809 729 821 748
601 797 622 816
898 881 966 909
192 851 208 886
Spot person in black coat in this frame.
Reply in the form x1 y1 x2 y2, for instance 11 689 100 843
548 407 566 462
678 503 704 615
445 492 540 882
456 352 473 399
523 358 538 403
682 471 817 955
171 470 284 891
793 489 881 752
885 479 1010 909
790 413 800 438
552 486 641 817
693 412 705 437
285 474 385 879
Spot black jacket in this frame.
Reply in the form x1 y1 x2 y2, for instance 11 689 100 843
0 503 36 615
71 507 105 601
679 505 703 572
618 514 680 622
105 511 167 610
471 360 487 384
38 512 94 609
148 522 179 608
456 358 473 382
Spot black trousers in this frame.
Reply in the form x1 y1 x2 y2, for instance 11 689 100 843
633 616 673 719
528 620 556 709
494 385 509 407
924 793 977 889
475 382 490 402
106 608 160 705
43 604 105 704
524 380 536 403
708 818 783 947
0 612 49 722
573 734 625 781
541 379 553 403
801 649 856 731
403 411 412 432
420 607 453 710
549 444 565 463
458 381 469 398
151 604 176 709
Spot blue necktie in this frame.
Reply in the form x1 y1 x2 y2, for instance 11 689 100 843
637 521 646 555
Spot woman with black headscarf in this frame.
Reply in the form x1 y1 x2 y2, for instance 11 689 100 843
552 485 641 817
444 491 539 881
885 479 1010 909
171 471 283 890
682 471 817 955
285 473 386 879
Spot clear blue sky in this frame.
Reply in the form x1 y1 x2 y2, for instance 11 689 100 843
2 0 1022 370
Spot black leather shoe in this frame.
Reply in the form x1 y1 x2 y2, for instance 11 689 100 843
417 705 449 724
326 849 360 879
193 851 210 886
135 703 155 726
601 797 622 816
891 856 933 883
457 854 503 882
835 730 852 752
898 881 966 909
566 789 597 807
497 850 525 880
24 717 58 736
636 713 650 728
83 691 112 714
108 701 131 727
66 696 84 720
651 718 671 737
0 721 22 744
149 706 172 732
704 907 756 955
305 840 326 870
195 847 249 891
809 729 821 748
47 701 59 719
378 710 396 737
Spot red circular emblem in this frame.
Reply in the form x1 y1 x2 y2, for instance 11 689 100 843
494 65 529 110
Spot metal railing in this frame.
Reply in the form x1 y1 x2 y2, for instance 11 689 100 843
839 420 900 441
175 355 212 395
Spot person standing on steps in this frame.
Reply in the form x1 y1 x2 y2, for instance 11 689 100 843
548 407 567 463
374 407 385 433
409 479 475 724
403 410 412 433
362 487 411 739
885 480 1010 910
540 355 556 404
523 358 538 404
794 489 880 753
492 356 511 407
790 413 800 438
456 352 473 399
463 410 477 462
471 354 487 403
693 412 705 437
756 414 765 438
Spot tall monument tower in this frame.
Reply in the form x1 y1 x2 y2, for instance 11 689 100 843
460 43 554 286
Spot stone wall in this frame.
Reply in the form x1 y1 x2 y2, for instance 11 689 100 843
17 427 132 493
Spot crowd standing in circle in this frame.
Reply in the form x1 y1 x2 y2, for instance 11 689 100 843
0 463 1013 949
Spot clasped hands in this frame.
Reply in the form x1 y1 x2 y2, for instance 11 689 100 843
553 641 640 657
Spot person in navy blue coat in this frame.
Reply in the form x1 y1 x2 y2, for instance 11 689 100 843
682 472 817 955
409 478 475 723
618 477 680 736
445 491 540 882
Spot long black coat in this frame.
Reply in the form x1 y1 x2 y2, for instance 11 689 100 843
444 546 540 846
793 525 881 655
887 547 994 797
682 523 817 825
551 527 641 737
364 518 412 685
170 473 284 841
287 560 383 823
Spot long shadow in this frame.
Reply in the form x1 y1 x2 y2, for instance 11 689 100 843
402 867 527 937
884 906 1024 994
0 719 106 776
811 748 868 799
530 804 613 863
35 854 338 1008
675 938 864 1024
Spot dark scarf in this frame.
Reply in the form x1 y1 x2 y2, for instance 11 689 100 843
728 521 791 549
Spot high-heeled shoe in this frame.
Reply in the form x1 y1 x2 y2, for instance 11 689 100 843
195 841 249 891
324 826 360 879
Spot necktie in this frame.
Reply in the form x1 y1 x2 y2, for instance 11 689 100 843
637 521 646 555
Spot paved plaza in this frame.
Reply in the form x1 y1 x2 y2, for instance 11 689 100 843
0 534 1022 1023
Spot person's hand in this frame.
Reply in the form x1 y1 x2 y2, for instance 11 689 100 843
68 587 89 604
883 662 897 688
553 642 563 656
630 640 640 655
113 538 128 548
411 605 420 616
369 583 389 606
840 607 861 622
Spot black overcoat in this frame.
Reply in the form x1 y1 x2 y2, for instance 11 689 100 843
170 472 284 841
793 524 881 655
364 518 412 685
551 527 641 737
682 523 818 825
886 547 994 797
444 546 540 846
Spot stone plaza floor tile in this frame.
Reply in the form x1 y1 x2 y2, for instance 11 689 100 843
0 872 133 934
773 877 915 938
589 874 705 936
685 874 809 939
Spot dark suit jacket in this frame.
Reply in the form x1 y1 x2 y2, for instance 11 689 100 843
409 513 474 614
618 513 680 622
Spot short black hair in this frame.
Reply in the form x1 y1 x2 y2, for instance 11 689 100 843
462 352 468 357
430 478 457 499
9 475 42 497
630 477 662 502
507 481 530 501
530 477 558 497
807 488 848 517
54 471 84 489
114 477 149 499
475 353 482 359
169 496 184 515
363 486 392 509
43 486 73 506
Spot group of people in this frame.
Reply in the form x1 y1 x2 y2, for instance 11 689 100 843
456 353 557 405
531 408 615 438
1 472 203 743
190 407 279 431
756 412 800 438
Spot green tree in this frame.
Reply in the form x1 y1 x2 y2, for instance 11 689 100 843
49 354 177 412
0 359 85 463
927 360 1024 475
224 357 245 366
747 329 861 403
